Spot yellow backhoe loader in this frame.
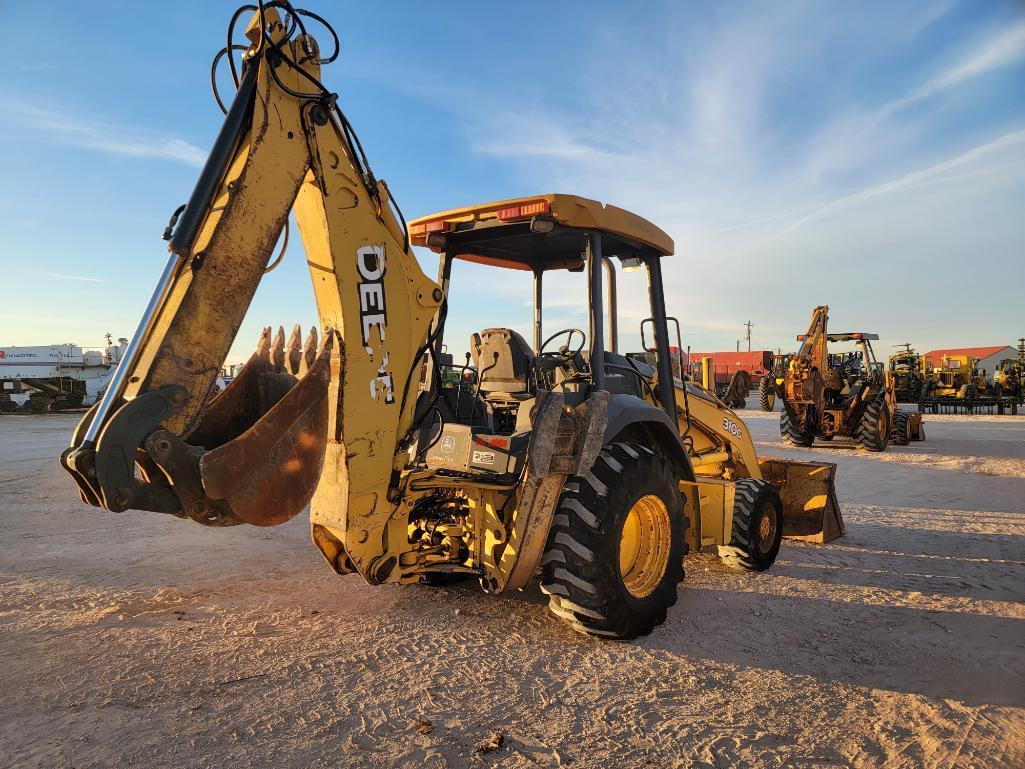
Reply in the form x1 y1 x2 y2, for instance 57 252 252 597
61 2 841 639
781 307 925 450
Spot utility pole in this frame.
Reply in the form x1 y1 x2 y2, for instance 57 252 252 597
744 320 753 352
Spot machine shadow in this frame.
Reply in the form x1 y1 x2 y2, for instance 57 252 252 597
774 559 1024 602
646 586 1025 708
835 525 1025 561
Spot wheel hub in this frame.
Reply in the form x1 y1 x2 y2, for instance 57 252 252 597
619 495 671 599
756 503 777 554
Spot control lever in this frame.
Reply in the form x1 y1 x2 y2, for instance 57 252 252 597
475 352 500 400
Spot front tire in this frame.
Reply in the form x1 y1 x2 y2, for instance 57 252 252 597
718 479 783 572
892 409 910 445
540 442 687 640
780 410 814 446
854 395 890 451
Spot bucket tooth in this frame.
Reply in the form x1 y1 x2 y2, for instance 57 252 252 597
285 323 303 375
255 326 272 362
299 327 319 377
270 326 286 371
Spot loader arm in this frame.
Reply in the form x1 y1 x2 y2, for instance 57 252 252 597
669 377 843 544
784 305 829 412
61 6 441 581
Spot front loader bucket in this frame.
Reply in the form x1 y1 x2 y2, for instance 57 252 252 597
758 457 844 543
906 411 926 441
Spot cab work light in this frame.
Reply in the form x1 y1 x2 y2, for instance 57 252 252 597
409 219 450 237
496 200 551 221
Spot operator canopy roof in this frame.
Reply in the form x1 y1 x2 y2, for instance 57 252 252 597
408 193 674 272
797 333 880 342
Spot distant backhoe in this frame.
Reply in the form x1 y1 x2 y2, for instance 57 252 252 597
61 3 842 640
780 307 924 449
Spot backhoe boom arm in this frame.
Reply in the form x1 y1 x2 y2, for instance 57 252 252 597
61 6 441 582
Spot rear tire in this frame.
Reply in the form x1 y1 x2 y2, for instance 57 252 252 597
758 376 776 411
718 479 783 572
854 395 890 451
780 410 814 447
540 442 687 640
726 371 750 409
892 409 910 445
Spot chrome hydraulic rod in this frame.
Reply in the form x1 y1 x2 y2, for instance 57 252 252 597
80 251 183 444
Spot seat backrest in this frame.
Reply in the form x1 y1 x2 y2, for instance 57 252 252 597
471 328 535 394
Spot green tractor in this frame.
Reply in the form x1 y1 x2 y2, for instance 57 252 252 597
758 353 791 412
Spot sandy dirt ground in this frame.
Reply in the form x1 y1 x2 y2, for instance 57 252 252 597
1 411 1024 768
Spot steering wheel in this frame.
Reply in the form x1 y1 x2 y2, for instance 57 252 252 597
539 328 586 360
536 328 587 377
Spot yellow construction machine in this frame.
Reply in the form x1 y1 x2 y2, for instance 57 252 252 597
780 307 925 449
924 354 986 400
61 3 841 639
992 340 1024 403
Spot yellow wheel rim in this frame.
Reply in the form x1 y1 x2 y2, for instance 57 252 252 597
619 495 671 599
877 411 888 441
766 391 775 410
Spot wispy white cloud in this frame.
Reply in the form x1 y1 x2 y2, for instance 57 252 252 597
790 129 1025 231
47 272 103 283
447 2 1025 353
800 20 1025 185
5 96 206 167
890 20 1025 114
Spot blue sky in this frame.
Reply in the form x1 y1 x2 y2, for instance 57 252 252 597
1 1 1023 362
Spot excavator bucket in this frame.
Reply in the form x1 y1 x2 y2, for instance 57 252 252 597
63 324 333 528
176 325 331 526
758 457 844 543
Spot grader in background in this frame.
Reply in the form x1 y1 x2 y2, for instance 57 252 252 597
922 354 986 400
921 352 1019 414
888 344 930 403
779 307 925 450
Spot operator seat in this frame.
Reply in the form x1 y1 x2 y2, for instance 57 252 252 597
470 328 535 398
